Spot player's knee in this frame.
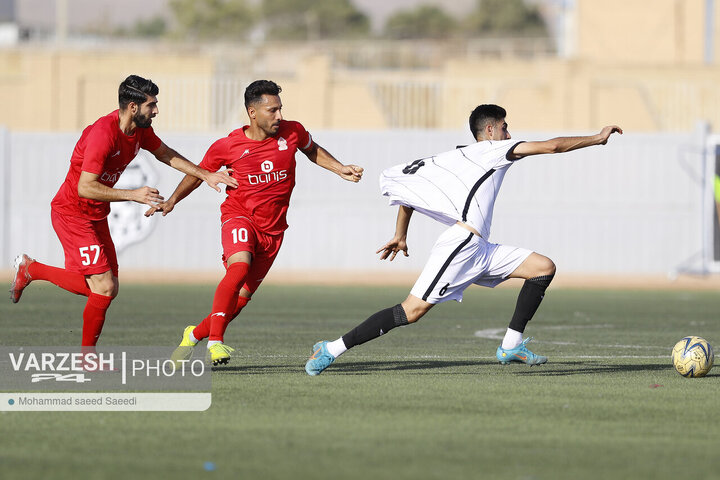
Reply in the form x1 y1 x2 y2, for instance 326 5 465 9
93 286 115 297
89 277 118 297
401 299 432 323
526 257 555 290
100 284 117 298
544 258 556 277
535 256 556 278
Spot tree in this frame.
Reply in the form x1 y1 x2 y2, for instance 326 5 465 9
464 0 548 37
169 0 255 40
110 17 168 38
384 5 456 40
131 17 168 38
262 0 370 41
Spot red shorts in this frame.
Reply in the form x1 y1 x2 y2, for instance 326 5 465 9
51 210 118 277
221 216 283 295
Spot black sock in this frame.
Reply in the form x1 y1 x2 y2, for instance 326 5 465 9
508 274 554 333
342 304 409 349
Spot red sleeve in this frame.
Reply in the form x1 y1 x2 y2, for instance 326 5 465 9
199 138 228 172
140 126 162 152
294 122 313 151
81 123 115 175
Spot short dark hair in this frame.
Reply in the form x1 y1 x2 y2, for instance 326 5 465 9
469 104 506 139
118 75 159 109
244 80 282 108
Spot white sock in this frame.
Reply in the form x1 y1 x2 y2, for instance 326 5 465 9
501 328 523 350
207 340 221 348
326 338 347 358
189 331 198 345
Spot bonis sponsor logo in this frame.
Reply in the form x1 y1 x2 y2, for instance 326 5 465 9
247 170 288 185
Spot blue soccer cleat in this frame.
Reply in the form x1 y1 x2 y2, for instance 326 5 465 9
496 337 547 366
305 341 335 376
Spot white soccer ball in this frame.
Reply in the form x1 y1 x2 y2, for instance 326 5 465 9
671 336 714 378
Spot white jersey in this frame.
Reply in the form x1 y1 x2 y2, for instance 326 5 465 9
380 139 523 239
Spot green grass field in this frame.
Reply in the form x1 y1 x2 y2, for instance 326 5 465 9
1 282 719 480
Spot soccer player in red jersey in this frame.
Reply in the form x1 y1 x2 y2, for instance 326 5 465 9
150 80 363 366
9 75 238 347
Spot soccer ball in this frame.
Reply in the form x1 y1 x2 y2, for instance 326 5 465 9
671 336 714 377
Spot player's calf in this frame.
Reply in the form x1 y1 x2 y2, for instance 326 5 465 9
305 304 412 376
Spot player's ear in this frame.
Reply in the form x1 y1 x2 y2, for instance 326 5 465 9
484 123 493 139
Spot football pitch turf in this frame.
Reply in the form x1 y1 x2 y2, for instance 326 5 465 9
1 282 719 480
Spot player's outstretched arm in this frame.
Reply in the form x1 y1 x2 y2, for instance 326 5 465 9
509 125 623 160
302 142 363 182
78 171 164 206
144 174 203 217
376 206 413 261
151 142 238 192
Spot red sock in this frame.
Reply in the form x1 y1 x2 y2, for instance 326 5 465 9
192 315 211 341
82 293 113 346
28 261 90 296
232 295 250 318
192 296 250 341
206 263 250 342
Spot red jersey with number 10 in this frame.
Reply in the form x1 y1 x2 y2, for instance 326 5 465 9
199 120 312 235
51 110 162 221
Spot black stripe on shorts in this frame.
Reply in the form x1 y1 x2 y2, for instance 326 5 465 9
422 232 475 301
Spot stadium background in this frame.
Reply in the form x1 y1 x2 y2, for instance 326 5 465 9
2 2 720 480
2 0 720 283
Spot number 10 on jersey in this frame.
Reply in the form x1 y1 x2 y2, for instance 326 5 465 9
231 228 248 244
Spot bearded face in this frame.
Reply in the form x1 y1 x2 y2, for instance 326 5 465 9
133 110 153 128
133 95 158 128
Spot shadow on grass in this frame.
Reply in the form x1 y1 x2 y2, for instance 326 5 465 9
217 359 493 375
214 364 298 375
214 360 720 377
510 361 679 376
331 359 489 374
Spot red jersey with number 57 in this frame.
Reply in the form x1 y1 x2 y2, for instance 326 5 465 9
199 120 312 235
51 110 162 221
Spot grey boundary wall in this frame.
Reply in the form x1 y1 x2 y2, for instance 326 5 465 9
0 129 703 275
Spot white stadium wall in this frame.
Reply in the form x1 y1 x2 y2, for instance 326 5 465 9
0 129 703 277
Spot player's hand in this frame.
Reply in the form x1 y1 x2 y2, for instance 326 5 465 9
205 169 238 192
144 200 175 217
338 165 363 183
144 205 159 217
598 125 623 144
376 237 408 261
133 186 164 207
